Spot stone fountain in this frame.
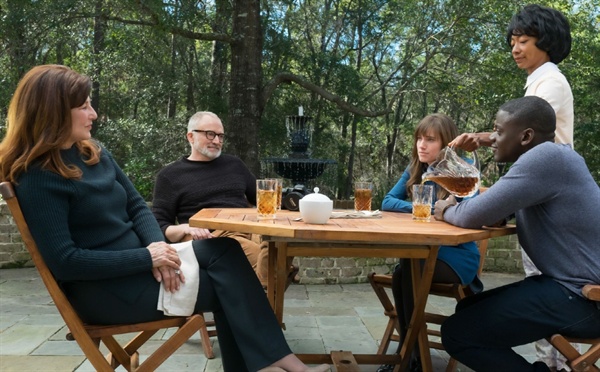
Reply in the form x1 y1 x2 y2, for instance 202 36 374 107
262 110 336 210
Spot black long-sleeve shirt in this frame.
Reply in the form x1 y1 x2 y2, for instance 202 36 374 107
152 155 256 237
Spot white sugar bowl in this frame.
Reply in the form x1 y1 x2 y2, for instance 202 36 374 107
299 187 333 224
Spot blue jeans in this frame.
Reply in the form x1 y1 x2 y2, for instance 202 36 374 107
441 275 600 372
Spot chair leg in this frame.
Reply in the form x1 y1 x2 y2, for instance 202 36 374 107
199 321 215 359
549 335 583 363
102 335 137 370
549 335 600 372
377 318 397 355
571 343 600 372
138 314 205 371
370 272 475 372
445 357 458 372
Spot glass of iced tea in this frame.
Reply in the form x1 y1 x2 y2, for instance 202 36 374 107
256 179 278 220
412 184 433 221
354 181 373 211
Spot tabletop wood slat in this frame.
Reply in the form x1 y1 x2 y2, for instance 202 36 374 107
189 208 516 246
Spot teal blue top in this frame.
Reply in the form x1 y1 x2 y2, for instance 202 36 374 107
15 143 165 301
382 167 480 286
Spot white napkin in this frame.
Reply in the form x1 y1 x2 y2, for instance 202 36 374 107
157 241 199 316
330 210 382 219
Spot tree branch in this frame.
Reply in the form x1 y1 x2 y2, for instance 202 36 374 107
105 15 232 43
106 1 231 43
262 72 392 117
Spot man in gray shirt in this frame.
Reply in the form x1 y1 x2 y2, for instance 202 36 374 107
434 96 600 371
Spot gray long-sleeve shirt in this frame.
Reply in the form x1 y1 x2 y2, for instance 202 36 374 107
444 142 600 296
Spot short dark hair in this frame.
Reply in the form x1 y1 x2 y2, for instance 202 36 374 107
506 4 571 64
499 96 556 135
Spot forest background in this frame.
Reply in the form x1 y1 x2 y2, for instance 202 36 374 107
1 0 599 204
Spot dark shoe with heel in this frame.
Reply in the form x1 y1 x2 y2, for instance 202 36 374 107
285 264 300 289
261 264 300 291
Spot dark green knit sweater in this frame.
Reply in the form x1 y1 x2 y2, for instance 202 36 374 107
15 144 164 284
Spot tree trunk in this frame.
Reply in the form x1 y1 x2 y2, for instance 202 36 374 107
227 0 263 176
185 42 196 116
91 0 106 133
210 0 230 109
5 0 34 83
345 116 358 199
167 33 177 119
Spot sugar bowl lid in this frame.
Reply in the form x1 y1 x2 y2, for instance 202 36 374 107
301 187 331 202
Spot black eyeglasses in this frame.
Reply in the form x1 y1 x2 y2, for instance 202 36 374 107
191 130 225 142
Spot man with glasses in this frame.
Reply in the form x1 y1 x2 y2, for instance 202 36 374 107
151 112 263 275
152 111 297 287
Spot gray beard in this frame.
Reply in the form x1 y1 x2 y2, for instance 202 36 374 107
200 147 221 160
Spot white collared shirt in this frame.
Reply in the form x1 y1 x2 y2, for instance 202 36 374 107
524 62 574 146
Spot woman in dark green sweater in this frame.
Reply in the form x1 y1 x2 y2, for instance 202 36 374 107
0 64 328 372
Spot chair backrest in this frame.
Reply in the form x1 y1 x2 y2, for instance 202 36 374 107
0 181 117 369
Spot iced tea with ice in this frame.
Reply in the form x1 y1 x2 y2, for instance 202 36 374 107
257 179 278 220
354 182 373 211
412 184 433 221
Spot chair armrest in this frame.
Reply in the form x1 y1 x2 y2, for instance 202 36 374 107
582 284 600 302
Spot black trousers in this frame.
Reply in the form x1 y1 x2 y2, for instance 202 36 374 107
442 275 600 372
65 237 291 371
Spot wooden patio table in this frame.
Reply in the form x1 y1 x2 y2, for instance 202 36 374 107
189 208 516 371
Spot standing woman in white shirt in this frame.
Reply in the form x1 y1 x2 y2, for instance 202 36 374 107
450 5 573 150
508 4 573 146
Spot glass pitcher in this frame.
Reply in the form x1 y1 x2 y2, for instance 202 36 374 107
422 146 480 198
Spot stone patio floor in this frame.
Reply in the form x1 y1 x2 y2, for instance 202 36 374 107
0 268 535 371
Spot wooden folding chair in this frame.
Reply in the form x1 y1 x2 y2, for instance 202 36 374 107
0 181 210 371
547 284 600 372
368 238 489 372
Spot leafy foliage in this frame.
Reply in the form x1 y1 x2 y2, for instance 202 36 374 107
94 116 189 200
1 0 598 204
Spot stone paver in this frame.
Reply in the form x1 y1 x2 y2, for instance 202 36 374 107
0 268 532 371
